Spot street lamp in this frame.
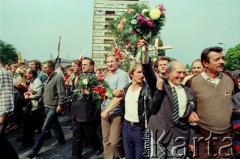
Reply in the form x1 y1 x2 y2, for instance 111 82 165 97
218 42 225 54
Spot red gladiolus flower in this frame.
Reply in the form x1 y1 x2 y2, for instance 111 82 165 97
99 93 105 100
114 48 123 60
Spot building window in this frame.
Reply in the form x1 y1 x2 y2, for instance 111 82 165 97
93 46 103 51
116 11 124 16
106 11 115 16
105 25 109 29
94 31 104 36
94 17 104 22
94 25 104 29
105 32 112 36
104 39 113 44
104 46 111 51
96 10 104 15
94 39 104 44
105 18 114 22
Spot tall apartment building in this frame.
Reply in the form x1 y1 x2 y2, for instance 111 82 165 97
92 0 148 66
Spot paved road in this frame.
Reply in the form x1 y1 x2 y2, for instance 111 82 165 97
5 114 104 159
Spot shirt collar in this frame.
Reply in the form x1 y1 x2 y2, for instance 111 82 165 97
168 80 182 89
112 69 121 75
201 71 222 81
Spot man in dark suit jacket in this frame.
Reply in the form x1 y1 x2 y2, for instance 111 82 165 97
139 40 196 158
71 57 102 159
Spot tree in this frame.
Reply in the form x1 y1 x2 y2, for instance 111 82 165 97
0 40 18 64
186 64 190 70
224 44 240 71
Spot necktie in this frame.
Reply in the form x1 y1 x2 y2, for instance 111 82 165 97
172 87 179 123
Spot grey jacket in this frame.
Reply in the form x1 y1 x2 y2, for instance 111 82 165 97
43 72 66 107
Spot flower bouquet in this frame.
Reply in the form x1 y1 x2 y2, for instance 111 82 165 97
66 73 113 110
108 3 166 61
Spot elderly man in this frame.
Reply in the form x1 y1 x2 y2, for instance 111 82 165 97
0 65 19 159
140 40 196 159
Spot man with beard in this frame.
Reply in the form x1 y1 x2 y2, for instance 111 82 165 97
187 47 237 158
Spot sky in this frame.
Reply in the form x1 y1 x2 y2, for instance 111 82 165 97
1 0 240 65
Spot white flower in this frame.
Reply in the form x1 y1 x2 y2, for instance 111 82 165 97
82 79 88 85
149 8 161 20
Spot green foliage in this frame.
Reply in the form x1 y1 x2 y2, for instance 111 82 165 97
0 40 18 64
224 44 240 71
119 58 131 72
186 64 190 70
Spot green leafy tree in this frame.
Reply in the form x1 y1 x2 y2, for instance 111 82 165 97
0 40 18 64
224 44 240 71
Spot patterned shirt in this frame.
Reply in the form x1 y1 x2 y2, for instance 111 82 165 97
0 68 14 115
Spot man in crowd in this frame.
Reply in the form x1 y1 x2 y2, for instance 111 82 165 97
67 59 82 95
100 53 129 159
19 68 44 150
140 40 196 158
26 60 66 158
153 56 171 78
182 59 204 84
71 57 102 159
29 60 47 83
187 46 237 158
0 64 19 159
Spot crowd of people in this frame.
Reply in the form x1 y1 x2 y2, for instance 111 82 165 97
0 43 240 159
